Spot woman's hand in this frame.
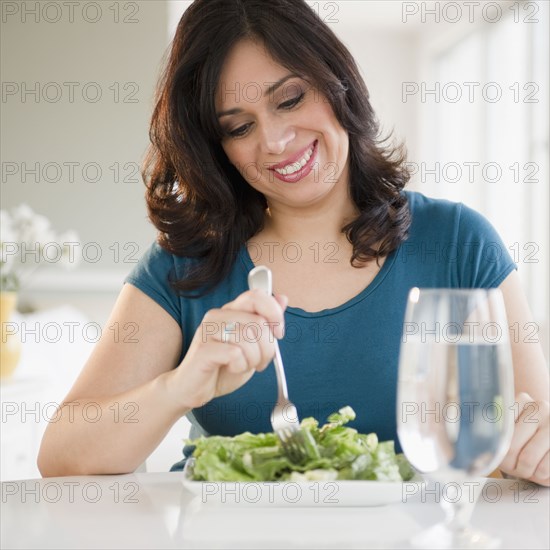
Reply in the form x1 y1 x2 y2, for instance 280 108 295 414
499 392 550 486
168 289 288 411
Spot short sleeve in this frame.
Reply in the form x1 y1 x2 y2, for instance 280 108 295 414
124 241 181 325
456 203 517 288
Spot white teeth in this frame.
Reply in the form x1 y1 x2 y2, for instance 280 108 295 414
274 144 315 175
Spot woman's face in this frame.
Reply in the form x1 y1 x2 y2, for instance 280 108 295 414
215 39 350 210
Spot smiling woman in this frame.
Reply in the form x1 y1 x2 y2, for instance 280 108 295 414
215 43 351 211
143 0 411 297
38 0 549 489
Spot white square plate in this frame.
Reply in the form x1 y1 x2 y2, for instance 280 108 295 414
181 458 425 507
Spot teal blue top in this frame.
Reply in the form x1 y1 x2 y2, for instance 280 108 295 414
124 191 516 470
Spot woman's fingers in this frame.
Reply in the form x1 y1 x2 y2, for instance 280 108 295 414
222 289 286 339
186 341 245 374
515 428 550 480
274 293 289 311
531 450 550 485
223 343 250 374
499 392 550 487
201 289 288 370
202 309 277 371
173 340 242 408
175 289 289 407
501 394 540 471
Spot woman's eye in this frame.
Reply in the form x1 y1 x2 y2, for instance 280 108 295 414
228 124 251 138
279 92 305 110
226 92 305 139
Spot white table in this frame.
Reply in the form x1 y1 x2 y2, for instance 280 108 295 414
1 473 548 549
0 305 190 481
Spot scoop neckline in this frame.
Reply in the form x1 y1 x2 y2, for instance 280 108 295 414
238 243 398 318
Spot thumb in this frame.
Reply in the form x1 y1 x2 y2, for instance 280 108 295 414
514 392 534 424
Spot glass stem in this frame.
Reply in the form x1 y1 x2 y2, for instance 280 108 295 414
441 497 472 533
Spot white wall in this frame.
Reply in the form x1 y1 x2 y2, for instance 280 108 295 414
1 0 169 320
413 3 549 358
1 0 176 475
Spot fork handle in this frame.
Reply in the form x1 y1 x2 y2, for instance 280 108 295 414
247 266 290 401
272 341 289 400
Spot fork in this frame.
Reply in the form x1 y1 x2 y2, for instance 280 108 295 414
248 265 308 464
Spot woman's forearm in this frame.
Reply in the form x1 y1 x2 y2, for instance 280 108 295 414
37 370 189 477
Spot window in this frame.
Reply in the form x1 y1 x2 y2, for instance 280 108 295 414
417 1 549 349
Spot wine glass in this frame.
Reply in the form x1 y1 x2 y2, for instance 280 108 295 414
397 288 515 549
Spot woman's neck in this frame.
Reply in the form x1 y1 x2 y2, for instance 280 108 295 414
261 192 358 246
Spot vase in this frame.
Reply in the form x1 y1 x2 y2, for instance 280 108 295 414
0 291 22 379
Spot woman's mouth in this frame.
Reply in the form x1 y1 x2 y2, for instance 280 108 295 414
269 140 318 183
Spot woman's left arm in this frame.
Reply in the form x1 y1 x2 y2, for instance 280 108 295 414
497 270 549 486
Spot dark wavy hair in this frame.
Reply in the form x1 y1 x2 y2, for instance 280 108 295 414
143 0 411 297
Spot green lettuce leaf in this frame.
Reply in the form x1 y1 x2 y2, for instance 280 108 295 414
186 406 415 482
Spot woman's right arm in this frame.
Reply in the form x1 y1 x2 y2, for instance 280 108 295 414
37 283 286 477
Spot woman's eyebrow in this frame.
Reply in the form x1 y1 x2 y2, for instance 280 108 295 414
216 73 299 118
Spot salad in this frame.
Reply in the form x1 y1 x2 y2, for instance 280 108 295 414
185 406 415 482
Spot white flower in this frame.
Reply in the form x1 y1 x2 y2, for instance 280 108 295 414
30 214 53 241
13 208 54 251
0 204 80 291
58 230 81 269
11 203 35 223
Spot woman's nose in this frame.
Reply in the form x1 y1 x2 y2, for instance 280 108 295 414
258 119 295 156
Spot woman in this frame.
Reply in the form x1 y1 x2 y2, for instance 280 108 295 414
38 0 549 486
